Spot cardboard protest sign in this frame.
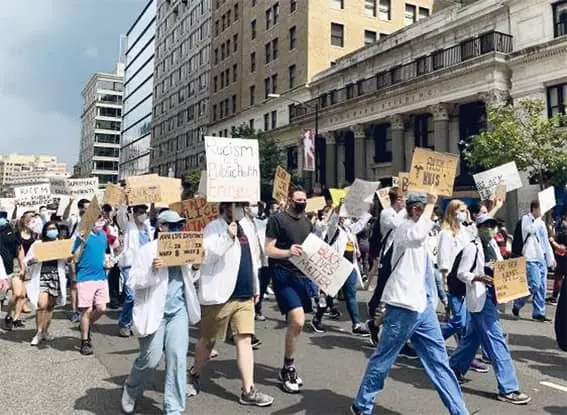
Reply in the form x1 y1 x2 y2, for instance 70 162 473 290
103 184 126 206
494 184 507 202
35 240 74 262
493 257 529 304
0 198 15 215
473 162 523 200
196 171 207 196
204 136 260 203
14 184 53 210
329 188 346 206
538 186 556 215
306 197 326 213
376 187 391 209
398 172 409 196
289 234 354 297
156 177 182 206
79 196 102 236
50 177 99 197
126 174 159 186
127 184 161 205
407 148 458 197
169 197 219 232
392 176 400 188
158 232 203 265
272 166 291 203
340 179 380 218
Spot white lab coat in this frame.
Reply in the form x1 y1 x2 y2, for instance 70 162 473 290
521 213 554 266
437 225 474 273
254 217 269 267
199 218 260 306
382 214 434 313
24 241 68 310
380 206 406 253
127 240 200 337
119 221 155 268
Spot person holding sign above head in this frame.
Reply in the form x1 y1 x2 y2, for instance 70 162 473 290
120 210 200 415
187 202 274 407
449 214 531 405
264 186 317 394
25 221 69 346
512 200 556 322
352 192 468 415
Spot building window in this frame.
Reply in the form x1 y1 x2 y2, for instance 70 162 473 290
214 48 219 64
264 113 270 130
232 95 237 114
432 49 444 70
373 123 392 163
364 30 377 45
234 3 239 20
414 114 434 149
250 52 256 71
271 74 278 93
249 119 255 130
460 38 477 60
404 4 416 26
272 38 279 59
289 26 297 49
251 19 257 39
554 1 567 38
233 33 238 51
265 42 271 63
265 8 272 29
365 0 377 17
331 0 344 9
250 85 256 105
418 7 429 20
289 64 296 89
379 0 391 20
390 65 401 84
330 22 344 47
233 64 238 82
264 77 270 99
212 104 217 121
547 83 567 117
290 0 297 12
271 110 277 129
273 3 279 24
287 147 298 170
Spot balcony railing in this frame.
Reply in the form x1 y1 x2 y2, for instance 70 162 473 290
290 31 513 121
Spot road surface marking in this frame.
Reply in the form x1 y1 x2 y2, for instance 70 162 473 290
540 381 567 392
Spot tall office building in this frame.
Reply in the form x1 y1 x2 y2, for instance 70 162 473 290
78 65 124 186
209 0 434 135
119 0 157 180
150 0 212 178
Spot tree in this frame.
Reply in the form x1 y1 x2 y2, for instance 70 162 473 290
182 169 202 199
464 99 567 190
232 123 285 200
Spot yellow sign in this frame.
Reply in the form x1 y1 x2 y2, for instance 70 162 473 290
306 196 326 213
329 188 347 206
407 148 458 197
103 184 126 206
493 184 507 202
35 240 73 262
493 257 530 304
398 172 409 197
126 175 181 206
79 196 102 236
158 232 203 265
169 197 219 232
376 187 391 209
272 166 291 203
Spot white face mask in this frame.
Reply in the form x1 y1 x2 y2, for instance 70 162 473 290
249 206 259 217
31 218 43 234
233 207 245 222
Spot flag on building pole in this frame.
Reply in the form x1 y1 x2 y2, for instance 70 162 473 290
303 129 315 171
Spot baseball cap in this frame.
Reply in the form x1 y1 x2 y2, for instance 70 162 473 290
476 214 498 227
406 192 428 205
157 210 186 224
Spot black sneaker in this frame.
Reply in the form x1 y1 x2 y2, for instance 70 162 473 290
13 319 25 328
511 306 520 319
497 391 531 405
350 404 363 415
80 341 94 356
353 324 370 337
453 370 467 384
279 367 300 394
186 369 201 397
399 344 418 360
251 335 262 349
545 296 558 305
532 315 552 322
310 319 325 333
4 315 13 331
327 309 341 320
367 319 379 347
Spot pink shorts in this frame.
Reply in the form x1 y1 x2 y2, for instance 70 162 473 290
77 280 109 309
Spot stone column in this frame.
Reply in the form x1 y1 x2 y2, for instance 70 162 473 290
390 114 405 173
365 132 375 179
325 133 337 188
352 124 367 179
430 103 450 153
336 133 346 185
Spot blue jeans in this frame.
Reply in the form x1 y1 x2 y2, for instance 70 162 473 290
450 290 519 395
353 304 468 415
442 294 466 340
125 306 189 415
434 268 448 303
118 268 135 329
343 270 360 325
513 261 547 318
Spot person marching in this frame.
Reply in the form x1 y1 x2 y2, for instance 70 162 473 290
449 214 531 405
351 192 468 415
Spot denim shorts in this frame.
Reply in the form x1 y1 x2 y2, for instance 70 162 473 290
272 267 318 315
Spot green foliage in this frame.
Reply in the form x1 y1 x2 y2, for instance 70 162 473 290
464 99 567 189
232 123 284 199
182 169 202 199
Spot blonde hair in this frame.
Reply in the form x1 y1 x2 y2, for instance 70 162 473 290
441 200 466 236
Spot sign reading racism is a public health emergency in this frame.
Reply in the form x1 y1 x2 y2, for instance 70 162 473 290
204 136 260 203
408 148 458 197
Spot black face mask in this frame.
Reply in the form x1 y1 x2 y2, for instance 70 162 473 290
292 202 307 214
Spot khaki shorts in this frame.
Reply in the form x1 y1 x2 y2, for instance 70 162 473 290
200 299 255 342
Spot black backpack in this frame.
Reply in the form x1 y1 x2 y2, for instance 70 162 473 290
511 218 535 258
373 230 397 304
447 243 478 297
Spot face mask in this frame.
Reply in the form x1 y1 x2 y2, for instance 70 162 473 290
0 218 7 227
168 222 182 232
292 202 307 214
233 207 245 222
456 212 467 223
94 220 105 232
31 218 43 234
343 219 352 227
46 229 59 239
479 228 497 240
249 206 259 218
136 213 148 224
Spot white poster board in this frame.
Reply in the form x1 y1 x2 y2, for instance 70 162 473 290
339 179 380 218
473 162 523 200
204 136 260 203
197 171 207 196
50 177 98 198
14 184 53 210
538 186 556 214
289 234 354 297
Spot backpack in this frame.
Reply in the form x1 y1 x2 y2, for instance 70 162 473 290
511 218 535 258
373 230 397 304
447 243 478 297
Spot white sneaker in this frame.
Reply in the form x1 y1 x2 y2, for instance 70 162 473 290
266 287 274 295
121 385 135 414
42 332 54 342
209 349 219 358
30 333 42 346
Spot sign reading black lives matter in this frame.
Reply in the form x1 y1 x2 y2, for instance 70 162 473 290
204 136 260 203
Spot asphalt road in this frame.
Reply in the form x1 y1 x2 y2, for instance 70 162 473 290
0 291 565 415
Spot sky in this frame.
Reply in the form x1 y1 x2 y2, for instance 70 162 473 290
0 0 147 169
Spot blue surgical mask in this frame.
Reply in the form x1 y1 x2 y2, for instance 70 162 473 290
46 229 59 240
0 218 7 227
168 222 182 232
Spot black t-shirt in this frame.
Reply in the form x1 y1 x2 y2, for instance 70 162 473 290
231 224 255 299
16 232 36 256
0 225 21 275
266 210 313 272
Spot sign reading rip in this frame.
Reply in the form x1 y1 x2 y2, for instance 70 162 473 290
158 232 203 265
408 149 458 197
